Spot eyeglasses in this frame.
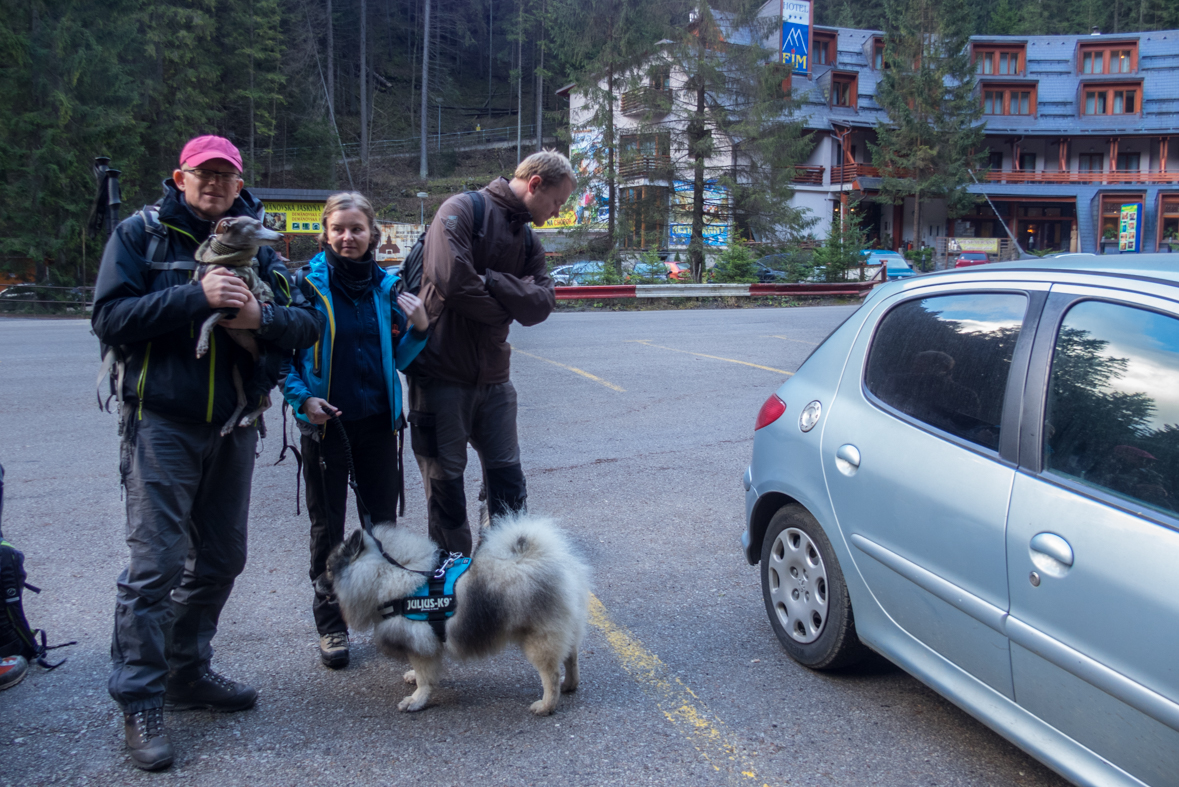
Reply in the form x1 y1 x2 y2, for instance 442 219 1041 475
182 168 241 184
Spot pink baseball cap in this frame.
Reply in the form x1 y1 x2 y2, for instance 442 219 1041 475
179 135 243 172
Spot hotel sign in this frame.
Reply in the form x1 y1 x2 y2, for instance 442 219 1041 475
782 0 811 76
1119 203 1142 252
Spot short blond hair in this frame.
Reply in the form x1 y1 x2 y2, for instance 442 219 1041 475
319 192 380 252
514 150 576 189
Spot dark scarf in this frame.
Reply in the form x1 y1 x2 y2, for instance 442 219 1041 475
326 246 377 302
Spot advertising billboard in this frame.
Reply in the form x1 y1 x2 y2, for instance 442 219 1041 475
374 222 426 264
782 0 811 76
948 238 1000 253
554 128 610 228
1119 203 1142 252
261 201 325 234
669 180 729 248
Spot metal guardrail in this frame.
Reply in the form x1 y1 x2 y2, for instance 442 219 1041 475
554 281 879 300
0 284 94 311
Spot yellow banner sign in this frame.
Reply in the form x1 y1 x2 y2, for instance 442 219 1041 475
262 201 325 234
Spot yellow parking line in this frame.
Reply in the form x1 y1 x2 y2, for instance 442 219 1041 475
511 347 626 392
766 334 818 346
626 340 794 376
589 594 774 787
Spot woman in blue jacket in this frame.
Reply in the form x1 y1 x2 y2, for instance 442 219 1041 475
284 192 428 669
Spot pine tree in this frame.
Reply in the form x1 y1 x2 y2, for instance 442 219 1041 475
870 0 983 250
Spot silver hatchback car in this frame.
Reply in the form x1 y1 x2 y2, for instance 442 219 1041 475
743 255 1179 787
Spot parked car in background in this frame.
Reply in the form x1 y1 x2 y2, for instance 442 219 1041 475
752 257 790 283
862 250 915 280
624 260 692 282
551 261 608 286
743 254 1179 787
953 252 992 268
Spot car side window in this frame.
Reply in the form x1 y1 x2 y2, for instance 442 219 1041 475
1043 300 1179 516
865 293 1027 451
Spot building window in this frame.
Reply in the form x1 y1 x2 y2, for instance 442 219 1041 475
988 151 1004 170
874 40 885 69
622 186 668 249
813 31 836 68
1161 197 1179 244
650 67 670 91
1078 153 1103 182
1100 194 1144 241
831 73 856 108
1083 84 1139 115
1079 42 1137 74
974 46 1025 77
1019 152 1036 171
1117 152 1140 172
982 84 1035 116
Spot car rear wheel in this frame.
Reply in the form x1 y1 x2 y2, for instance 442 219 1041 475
760 505 867 670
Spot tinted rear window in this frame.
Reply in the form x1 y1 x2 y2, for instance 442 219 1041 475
865 293 1027 450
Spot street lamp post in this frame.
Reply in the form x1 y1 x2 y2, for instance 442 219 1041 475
416 192 428 226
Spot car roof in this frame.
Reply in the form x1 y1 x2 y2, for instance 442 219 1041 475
908 253 1179 287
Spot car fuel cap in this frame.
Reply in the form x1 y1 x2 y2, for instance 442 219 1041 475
799 400 822 432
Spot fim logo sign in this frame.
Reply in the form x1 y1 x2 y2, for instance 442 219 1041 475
405 596 454 613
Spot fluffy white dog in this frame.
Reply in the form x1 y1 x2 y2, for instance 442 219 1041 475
327 512 590 715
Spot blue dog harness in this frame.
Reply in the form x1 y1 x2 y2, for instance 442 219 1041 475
378 553 471 641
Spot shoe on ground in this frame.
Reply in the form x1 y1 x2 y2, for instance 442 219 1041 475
124 707 174 771
0 655 28 691
319 631 350 669
164 668 257 712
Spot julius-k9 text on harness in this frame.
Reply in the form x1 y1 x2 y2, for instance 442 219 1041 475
378 553 471 641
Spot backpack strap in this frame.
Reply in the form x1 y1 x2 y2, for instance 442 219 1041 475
139 205 197 272
467 191 485 239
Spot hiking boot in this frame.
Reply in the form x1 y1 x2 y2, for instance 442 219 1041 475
319 631 350 669
0 655 28 691
124 707 174 771
164 668 257 712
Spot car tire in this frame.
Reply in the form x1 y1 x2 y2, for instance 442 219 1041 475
760 505 867 670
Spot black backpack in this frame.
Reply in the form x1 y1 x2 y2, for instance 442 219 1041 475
0 465 74 669
396 191 533 296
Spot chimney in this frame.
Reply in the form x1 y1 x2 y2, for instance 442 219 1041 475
1091 26 1101 35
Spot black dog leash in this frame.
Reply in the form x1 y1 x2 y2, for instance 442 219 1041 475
326 414 437 579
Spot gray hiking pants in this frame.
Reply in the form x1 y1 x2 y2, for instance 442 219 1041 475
407 378 526 556
109 409 256 712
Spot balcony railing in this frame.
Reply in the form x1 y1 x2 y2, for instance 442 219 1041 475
619 155 673 179
791 165 825 185
984 169 1176 184
620 87 672 116
832 163 880 183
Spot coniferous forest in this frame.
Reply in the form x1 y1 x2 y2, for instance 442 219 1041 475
3 0 1179 284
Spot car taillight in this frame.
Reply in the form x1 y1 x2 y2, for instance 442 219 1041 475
755 394 786 431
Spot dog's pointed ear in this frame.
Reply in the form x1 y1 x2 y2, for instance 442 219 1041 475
214 217 235 234
345 528 365 555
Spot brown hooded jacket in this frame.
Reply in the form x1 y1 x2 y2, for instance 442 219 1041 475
409 177 555 385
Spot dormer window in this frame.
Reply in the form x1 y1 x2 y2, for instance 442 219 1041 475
974 44 1025 76
1079 42 1137 74
831 72 857 108
813 30 837 67
873 39 885 69
1082 82 1139 115
982 83 1035 115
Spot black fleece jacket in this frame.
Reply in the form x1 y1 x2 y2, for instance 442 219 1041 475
92 180 322 425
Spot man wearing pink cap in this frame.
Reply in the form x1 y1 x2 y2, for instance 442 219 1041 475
92 135 321 771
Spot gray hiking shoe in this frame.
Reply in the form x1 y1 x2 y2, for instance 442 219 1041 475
0 655 28 691
164 668 257 712
124 707 174 771
319 631 350 669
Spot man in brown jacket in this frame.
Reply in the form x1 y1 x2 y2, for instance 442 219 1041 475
407 151 575 555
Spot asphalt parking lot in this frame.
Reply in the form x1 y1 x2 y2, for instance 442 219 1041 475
0 309 1067 786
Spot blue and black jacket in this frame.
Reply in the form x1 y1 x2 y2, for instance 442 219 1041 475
92 180 321 426
284 252 428 427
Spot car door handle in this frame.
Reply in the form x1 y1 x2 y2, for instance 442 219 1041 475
1030 532 1073 567
836 444 861 467
835 444 861 476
